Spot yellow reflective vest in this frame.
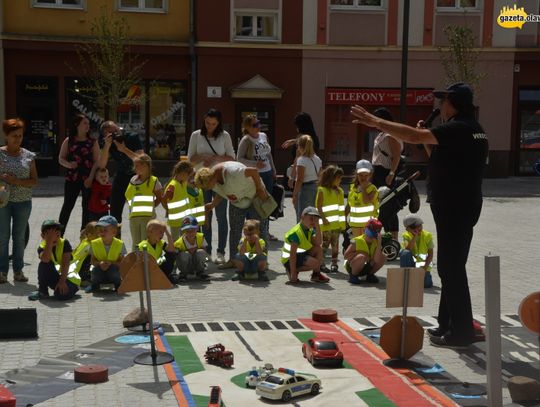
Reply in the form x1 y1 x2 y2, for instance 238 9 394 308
353 234 378 260
39 239 81 286
281 223 314 264
138 239 166 265
165 179 190 227
401 230 433 271
125 176 157 218
174 233 205 252
187 185 206 226
348 183 379 228
238 237 267 260
317 186 346 232
90 237 124 262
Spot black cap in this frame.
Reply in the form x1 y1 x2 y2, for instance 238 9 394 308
433 82 474 106
41 220 63 233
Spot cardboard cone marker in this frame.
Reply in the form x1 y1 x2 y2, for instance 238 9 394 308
118 253 173 294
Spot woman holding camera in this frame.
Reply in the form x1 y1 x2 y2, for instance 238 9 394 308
58 114 100 232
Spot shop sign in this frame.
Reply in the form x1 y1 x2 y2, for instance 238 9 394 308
326 88 434 106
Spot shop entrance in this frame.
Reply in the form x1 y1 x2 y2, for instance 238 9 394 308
235 105 275 150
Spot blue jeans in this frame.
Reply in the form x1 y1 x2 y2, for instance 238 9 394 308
234 254 267 275
399 249 415 268
296 182 317 222
259 170 274 194
0 200 32 275
90 264 121 290
203 189 228 255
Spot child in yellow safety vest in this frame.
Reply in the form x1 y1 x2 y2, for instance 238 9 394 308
231 219 268 281
138 220 177 284
86 215 126 293
125 154 163 251
400 214 434 288
174 215 209 281
346 160 379 238
28 220 80 301
72 221 98 286
316 165 346 273
163 160 194 241
344 218 385 285
280 206 329 284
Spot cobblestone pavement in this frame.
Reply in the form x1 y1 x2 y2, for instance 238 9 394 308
0 176 539 406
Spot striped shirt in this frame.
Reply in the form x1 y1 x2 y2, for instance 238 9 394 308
372 132 403 170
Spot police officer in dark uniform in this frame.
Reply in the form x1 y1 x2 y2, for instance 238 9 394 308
351 83 489 348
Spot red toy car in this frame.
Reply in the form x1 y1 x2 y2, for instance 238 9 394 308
302 337 343 367
208 386 222 407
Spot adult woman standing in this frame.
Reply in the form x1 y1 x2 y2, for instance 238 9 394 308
0 118 38 283
58 114 99 232
292 135 322 222
237 115 277 238
195 161 270 269
371 108 403 239
187 109 235 264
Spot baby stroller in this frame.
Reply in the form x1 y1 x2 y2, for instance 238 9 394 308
342 171 421 261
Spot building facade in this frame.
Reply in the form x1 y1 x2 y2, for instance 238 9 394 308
1 0 539 176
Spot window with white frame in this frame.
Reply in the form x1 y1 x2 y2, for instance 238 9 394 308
233 12 279 41
436 0 480 10
119 0 166 12
330 0 384 9
32 0 84 9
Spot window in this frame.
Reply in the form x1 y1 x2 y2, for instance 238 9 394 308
119 0 166 12
32 0 84 9
436 0 479 10
233 12 279 41
330 0 384 9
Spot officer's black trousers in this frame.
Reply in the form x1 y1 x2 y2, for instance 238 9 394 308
430 202 482 343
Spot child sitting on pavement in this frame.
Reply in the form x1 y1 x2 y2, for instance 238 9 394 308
344 218 385 284
232 219 268 281
72 221 98 286
86 215 126 293
138 219 177 284
280 206 329 284
400 214 434 288
89 167 112 222
28 220 80 301
174 215 209 281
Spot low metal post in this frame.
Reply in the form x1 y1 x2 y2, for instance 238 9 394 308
485 255 502 407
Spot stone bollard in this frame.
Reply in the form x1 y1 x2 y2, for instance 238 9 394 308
508 376 540 402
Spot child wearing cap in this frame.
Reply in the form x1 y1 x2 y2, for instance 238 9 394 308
28 220 80 301
344 218 385 284
401 214 434 288
280 206 329 284
86 215 126 293
174 215 209 281
346 159 379 238
316 165 346 273
138 220 177 284
231 219 268 281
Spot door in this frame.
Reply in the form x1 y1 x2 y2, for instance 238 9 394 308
235 105 275 150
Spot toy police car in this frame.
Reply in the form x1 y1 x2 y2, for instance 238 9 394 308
255 368 321 402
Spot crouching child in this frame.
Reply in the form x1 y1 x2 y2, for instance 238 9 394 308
174 216 209 281
138 220 177 284
28 220 79 301
86 215 126 293
344 218 385 284
232 219 268 281
400 214 434 288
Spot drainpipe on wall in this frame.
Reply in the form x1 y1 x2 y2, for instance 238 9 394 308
189 0 197 134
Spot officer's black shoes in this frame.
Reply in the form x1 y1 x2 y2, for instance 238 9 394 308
408 182 420 213
427 327 445 337
429 335 471 349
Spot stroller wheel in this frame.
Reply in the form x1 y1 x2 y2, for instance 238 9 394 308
382 239 401 261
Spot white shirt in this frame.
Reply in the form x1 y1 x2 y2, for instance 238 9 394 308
296 154 322 183
213 161 256 209
187 130 235 170
372 132 403 170
237 132 272 173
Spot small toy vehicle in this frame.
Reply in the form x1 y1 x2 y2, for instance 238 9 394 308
208 385 221 407
302 337 343 367
245 363 275 388
204 343 234 368
256 367 321 402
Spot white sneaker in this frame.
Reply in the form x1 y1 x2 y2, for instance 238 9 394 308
215 253 225 264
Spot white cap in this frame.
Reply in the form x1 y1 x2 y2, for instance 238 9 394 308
356 159 373 174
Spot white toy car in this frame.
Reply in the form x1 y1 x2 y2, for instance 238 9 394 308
255 368 321 402
245 363 275 388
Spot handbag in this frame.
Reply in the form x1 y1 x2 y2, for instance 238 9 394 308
252 194 278 220
0 182 9 208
